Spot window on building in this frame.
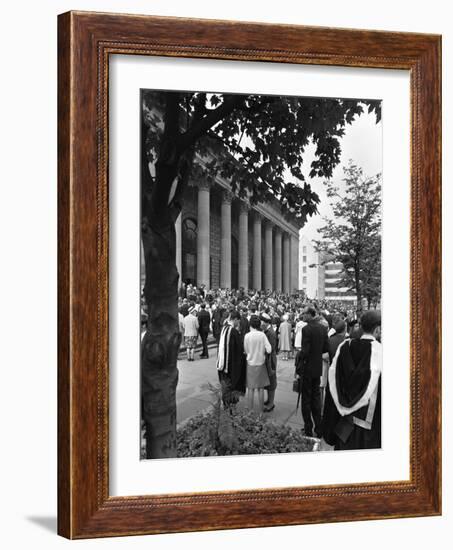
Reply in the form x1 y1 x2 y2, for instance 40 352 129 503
302 276 307 284
303 255 307 263
303 266 307 273
303 246 307 253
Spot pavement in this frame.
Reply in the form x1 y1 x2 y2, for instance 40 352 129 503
176 349 306 430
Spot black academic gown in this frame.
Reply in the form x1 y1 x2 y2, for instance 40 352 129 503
264 327 278 391
218 325 246 404
322 338 381 450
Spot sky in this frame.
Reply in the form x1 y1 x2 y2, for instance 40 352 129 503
299 110 382 242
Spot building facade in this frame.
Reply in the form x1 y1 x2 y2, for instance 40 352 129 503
143 106 300 293
299 235 323 299
321 255 357 302
298 238 357 303
175 178 300 292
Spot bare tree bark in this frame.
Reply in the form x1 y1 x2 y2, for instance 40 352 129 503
141 94 183 458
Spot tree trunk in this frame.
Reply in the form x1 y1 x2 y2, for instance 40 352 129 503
141 213 181 458
141 133 182 458
354 263 363 316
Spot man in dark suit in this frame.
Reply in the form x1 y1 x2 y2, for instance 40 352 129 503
328 319 347 362
197 303 211 358
295 305 329 437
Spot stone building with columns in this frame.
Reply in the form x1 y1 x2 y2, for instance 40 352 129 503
173 173 301 293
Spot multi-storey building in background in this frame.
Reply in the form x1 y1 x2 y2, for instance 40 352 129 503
298 236 357 303
299 235 323 299
322 255 357 302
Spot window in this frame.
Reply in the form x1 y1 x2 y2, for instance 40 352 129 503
302 276 307 284
303 246 307 253
303 266 307 273
302 255 307 263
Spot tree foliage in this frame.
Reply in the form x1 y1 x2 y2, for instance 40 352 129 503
315 163 382 311
142 91 381 226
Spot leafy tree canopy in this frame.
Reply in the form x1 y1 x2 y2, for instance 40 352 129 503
142 91 381 225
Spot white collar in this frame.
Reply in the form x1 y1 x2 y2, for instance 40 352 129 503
360 334 376 341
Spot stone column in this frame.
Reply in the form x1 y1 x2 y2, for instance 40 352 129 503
274 227 282 292
283 232 291 293
238 201 249 290
197 181 210 289
291 234 300 292
253 212 262 290
264 220 273 291
175 212 182 282
220 189 233 289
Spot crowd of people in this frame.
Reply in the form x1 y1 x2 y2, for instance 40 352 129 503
176 285 362 354
143 283 382 451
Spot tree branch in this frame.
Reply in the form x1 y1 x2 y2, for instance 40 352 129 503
181 95 246 147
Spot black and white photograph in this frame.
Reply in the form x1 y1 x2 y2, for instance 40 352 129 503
140 89 383 460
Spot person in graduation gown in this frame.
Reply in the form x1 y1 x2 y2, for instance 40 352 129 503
239 307 250 342
321 310 382 450
216 310 246 407
261 313 278 412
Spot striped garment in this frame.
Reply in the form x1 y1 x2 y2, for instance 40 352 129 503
216 322 233 374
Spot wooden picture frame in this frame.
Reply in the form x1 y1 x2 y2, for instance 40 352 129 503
58 10 441 539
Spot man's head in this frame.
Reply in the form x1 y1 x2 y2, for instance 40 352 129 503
302 305 317 321
360 310 381 339
333 319 346 335
260 312 271 331
229 309 241 329
200 303 206 310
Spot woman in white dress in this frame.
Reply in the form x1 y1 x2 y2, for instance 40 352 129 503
243 315 272 412
278 314 292 361
294 314 306 352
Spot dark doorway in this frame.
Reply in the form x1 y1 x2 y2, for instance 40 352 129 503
232 236 239 289
182 217 197 285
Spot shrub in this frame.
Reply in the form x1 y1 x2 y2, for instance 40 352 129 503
177 391 316 458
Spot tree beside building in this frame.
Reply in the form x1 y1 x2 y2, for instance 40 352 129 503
315 162 382 314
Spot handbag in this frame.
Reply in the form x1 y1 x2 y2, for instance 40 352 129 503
293 376 302 410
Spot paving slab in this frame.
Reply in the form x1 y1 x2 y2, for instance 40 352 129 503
176 397 214 424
